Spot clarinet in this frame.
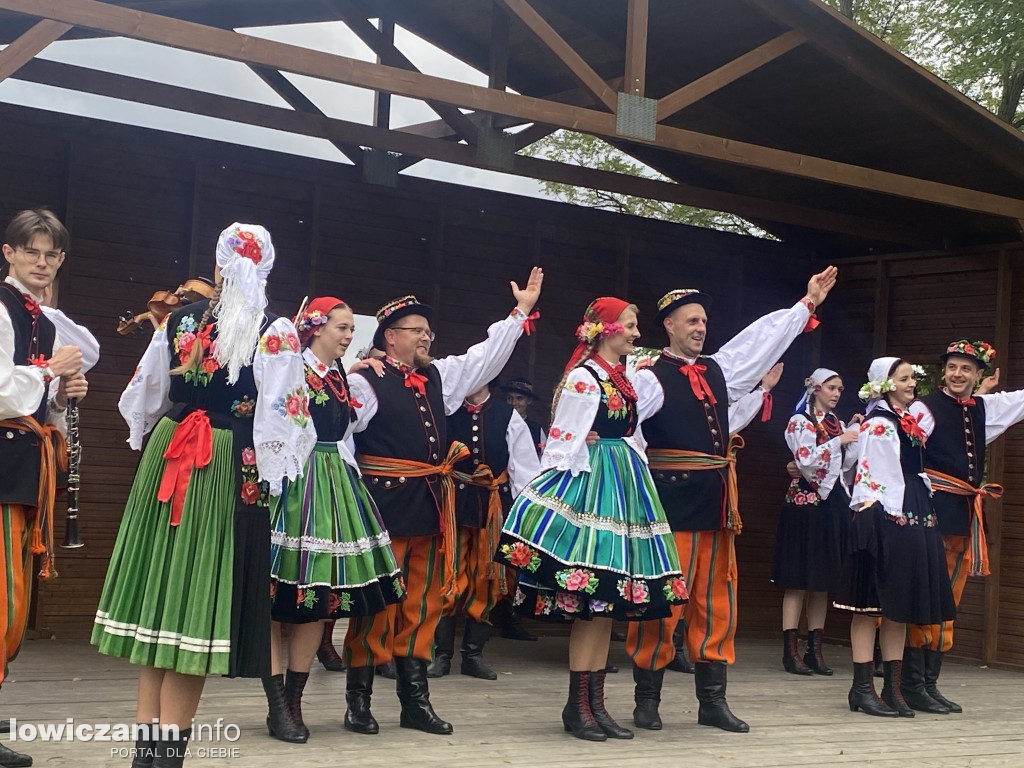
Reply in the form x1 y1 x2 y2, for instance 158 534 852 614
62 396 84 548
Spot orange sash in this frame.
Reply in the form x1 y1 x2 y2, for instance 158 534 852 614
453 465 511 593
924 468 1002 577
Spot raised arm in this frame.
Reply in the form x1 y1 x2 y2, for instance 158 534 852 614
979 388 1024 443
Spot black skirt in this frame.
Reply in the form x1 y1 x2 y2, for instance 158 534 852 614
771 484 849 592
833 478 955 625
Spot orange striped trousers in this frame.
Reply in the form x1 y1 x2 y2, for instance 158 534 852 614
628 530 737 669
907 534 969 653
344 534 443 666
442 527 504 623
0 505 33 685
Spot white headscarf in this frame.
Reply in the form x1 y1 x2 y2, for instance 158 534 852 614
859 356 900 414
795 367 840 415
213 223 276 384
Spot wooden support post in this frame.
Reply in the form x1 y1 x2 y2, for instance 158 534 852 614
373 13 394 130
871 258 889 356
307 183 322 298
983 250 1013 664
0 18 71 84
187 163 203 278
624 0 648 97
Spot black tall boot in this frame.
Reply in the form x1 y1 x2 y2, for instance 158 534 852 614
900 647 948 714
426 616 455 678
130 725 157 768
631 666 664 730
376 660 397 679
588 669 633 739
502 610 538 641
873 632 884 677
848 661 897 717
561 671 606 742
782 629 813 675
0 744 32 768
460 619 497 680
666 620 694 673
880 660 915 717
694 662 749 732
284 670 311 739
151 728 191 768
316 620 345 672
344 665 379 734
804 629 833 676
395 657 453 735
261 674 307 743
923 649 962 713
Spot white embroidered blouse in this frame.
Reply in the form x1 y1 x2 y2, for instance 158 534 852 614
785 408 858 501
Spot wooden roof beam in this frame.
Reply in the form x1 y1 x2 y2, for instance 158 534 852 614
10 57 932 249
0 18 71 84
8 0 1024 220
657 29 805 122
329 0 479 144
249 65 364 167
624 0 648 97
495 0 618 112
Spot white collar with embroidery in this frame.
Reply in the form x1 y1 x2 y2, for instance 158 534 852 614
4 276 44 304
584 358 610 380
303 347 339 378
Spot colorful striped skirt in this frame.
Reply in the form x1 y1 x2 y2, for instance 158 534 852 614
269 442 404 622
495 438 686 621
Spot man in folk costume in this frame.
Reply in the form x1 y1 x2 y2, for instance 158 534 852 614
1 209 95 768
345 268 543 735
902 340 1024 714
627 267 837 733
502 377 547 458
427 381 540 680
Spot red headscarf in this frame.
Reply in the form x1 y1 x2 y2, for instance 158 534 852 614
297 296 348 345
564 297 631 373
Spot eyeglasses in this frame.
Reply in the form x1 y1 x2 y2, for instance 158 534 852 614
15 247 63 265
389 326 435 342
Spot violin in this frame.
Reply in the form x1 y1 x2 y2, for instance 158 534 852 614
117 277 215 335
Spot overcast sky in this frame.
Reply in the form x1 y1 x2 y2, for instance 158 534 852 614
0 20 547 199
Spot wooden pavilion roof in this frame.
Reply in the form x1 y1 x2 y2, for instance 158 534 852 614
1 0 1023 256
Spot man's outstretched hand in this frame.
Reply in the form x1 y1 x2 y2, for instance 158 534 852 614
806 265 838 308
512 267 544 315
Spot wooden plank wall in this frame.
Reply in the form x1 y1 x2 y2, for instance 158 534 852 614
0 102 846 646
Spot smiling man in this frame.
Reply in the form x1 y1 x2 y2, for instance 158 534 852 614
903 340 1024 715
626 267 837 734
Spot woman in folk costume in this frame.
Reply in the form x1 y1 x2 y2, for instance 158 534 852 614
264 297 403 743
835 357 954 718
773 368 859 676
92 224 316 768
496 298 686 743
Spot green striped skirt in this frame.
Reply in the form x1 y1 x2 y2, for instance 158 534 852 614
496 438 687 621
269 442 404 622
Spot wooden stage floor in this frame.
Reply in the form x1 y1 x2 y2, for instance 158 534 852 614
4 633 1022 767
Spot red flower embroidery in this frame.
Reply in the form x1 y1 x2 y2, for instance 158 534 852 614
240 481 260 505
241 448 257 466
563 432 573 441
285 334 300 353
265 335 282 354
295 588 305 606
328 593 341 614
507 543 535 568
872 424 887 436
607 394 624 411
236 230 263 264
574 381 588 393
797 446 811 459
286 394 302 417
202 357 219 374
306 371 324 390
549 427 562 440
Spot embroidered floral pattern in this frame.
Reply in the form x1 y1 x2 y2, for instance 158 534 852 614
535 592 555 615
785 479 821 506
393 576 406 597
500 542 542 572
555 592 581 612
271 387 311 427
173 316 219 386
231 396 255 418
854 459 886 495
259 332 301 356
662 577 688 602
617 578 650 604
239 446 269 507
546 427 575 443
599 380 629 420
554 568 599 594
567 379 599 395
305 365 330 406
298 588 318 609
861 421 895 439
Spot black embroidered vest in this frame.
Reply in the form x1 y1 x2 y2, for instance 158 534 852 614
922 390 987 537
354 363 448 537
643 354 730 531
305 364 354 443
449 399 514 528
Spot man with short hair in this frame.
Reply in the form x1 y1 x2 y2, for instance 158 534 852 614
627 267 837 734
1 209 93 768
501 377 546 458
343 268 542 736
902 340 1024 714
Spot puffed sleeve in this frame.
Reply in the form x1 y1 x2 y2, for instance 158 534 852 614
0 302 49 421
979 390 1024 443
118 321 172 450
729 387 767 434
633 367 665 424
785 414 843 500
252 318 318 496
542 368 601 476
41 306 101 372
433 308 528 415
507 410 541 495
850 416 905 516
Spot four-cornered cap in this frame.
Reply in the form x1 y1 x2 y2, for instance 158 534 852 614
373 295 434 351
655 289 713 327
500 377 536 400
940 339 995 371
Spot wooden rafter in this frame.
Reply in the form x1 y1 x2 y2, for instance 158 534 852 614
495 0 618 112
372 12 394 129
330 0 479 144
0 18 71 84
10 56 931 248
624 0 648 97
248 65 364 166
656 30 805 122
4 0 1024 220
